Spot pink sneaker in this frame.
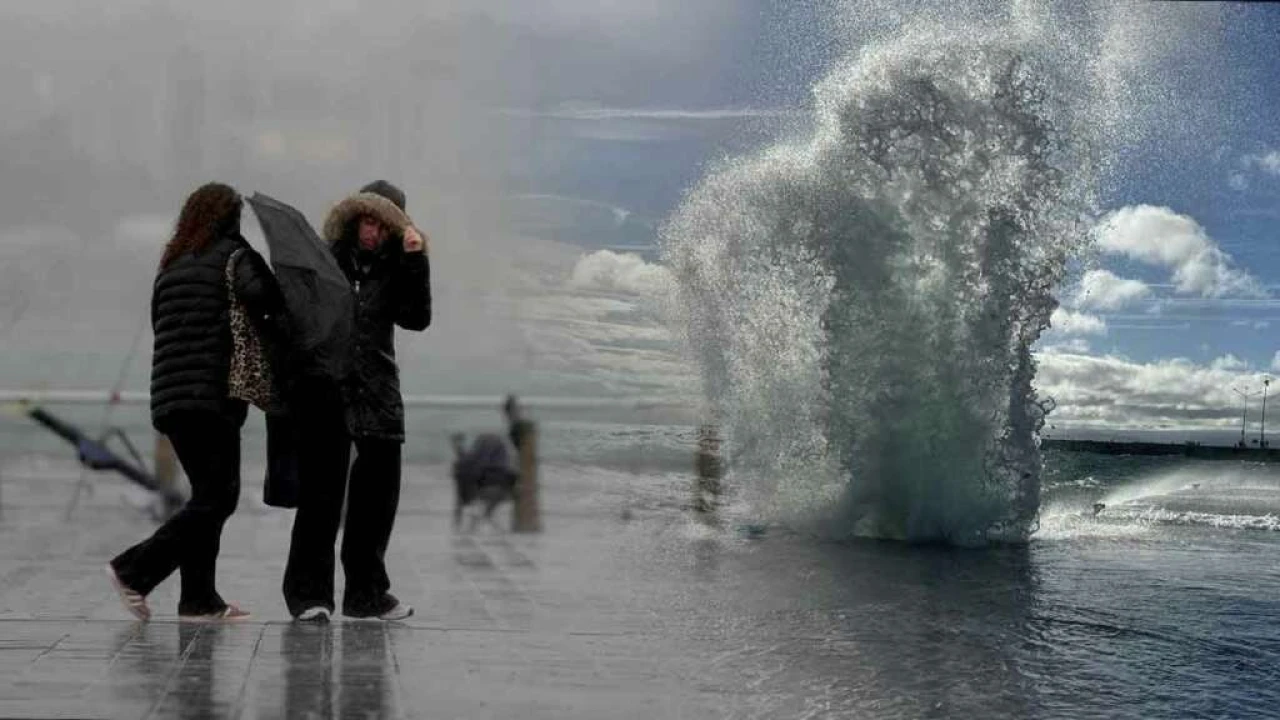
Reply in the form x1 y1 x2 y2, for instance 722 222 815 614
105 564 150 621
179 603 252 623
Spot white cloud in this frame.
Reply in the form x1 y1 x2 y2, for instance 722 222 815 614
568 249 674 297
1231 149 1280 191
1039 338 1092 355
1230 319 1271 330
472 0 739 33
500 104 791 122
497 104 795 143
1093 205 1265 298
1035 352 1272 431
1211 354 1249 372
1246 150 1280 176
1073 269 1151 311
1271 351 1280 373
509 194 636 228
1048 308 1107 336
1261 152 1280 175
385 233 693 400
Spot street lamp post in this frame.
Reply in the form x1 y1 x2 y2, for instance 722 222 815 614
1233 387 1257 448
1262 378 1272 449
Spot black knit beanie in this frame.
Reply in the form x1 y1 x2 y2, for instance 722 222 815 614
360 180 406 212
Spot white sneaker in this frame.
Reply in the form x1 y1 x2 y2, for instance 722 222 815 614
378 602 414 621
344 595 414 621
295 606 332 623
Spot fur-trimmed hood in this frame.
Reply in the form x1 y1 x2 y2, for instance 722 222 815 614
322 192 411 246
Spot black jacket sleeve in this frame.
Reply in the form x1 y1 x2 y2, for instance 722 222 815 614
232 245 301 396
232 246 284 323
393 248 431 331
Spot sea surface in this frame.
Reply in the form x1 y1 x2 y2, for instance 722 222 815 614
3 405 1278 719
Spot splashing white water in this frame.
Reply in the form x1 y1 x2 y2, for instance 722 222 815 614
660 2 1218 545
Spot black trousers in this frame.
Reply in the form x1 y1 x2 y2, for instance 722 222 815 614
111 412 241 615
282 393 403 617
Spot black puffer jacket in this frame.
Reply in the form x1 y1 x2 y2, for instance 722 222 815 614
150 233 284 432
330 233 431 441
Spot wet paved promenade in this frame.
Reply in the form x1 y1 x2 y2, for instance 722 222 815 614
0 461 773 719
7 448 1280 719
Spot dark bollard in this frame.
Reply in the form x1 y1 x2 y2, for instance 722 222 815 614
154 433 183 517
504 396 540 532
511 419 541 532
155 434 178 492
693 424 722 517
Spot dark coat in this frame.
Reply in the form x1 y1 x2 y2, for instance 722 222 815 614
452 433 518 518
454 433 517 484
322 194 431 441
150 233 284 432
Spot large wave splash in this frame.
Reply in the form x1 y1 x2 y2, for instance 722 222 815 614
659 6 1197 545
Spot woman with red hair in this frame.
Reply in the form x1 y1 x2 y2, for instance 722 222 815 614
106 182 287 622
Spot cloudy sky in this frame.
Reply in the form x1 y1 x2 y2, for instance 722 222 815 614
502 1 1280 438
1 1 1279 438
1028 3 1280 436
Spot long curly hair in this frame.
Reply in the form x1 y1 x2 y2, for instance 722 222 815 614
159 183 243 270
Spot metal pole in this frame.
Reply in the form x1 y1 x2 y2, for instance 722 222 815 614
1241 401 1249 447
1234 388 1256 448
1262 379 1271 449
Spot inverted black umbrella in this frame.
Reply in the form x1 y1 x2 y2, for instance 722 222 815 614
247 192 353 383
23 404 185 513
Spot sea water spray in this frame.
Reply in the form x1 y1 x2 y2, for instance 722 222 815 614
661 2 1215 544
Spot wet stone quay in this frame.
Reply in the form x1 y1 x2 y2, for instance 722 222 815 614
0 461 818 719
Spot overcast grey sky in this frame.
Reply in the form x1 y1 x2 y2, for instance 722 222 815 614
4 1 1280 437
0 0 790 401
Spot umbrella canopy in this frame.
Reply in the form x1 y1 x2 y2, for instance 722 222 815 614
247 192 353 383
24 404 184 510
